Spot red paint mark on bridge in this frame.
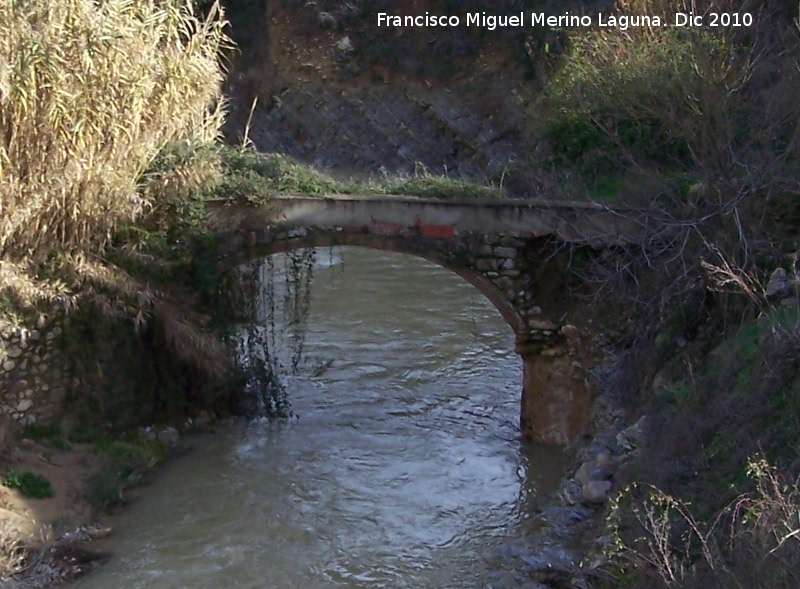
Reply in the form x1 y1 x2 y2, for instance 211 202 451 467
418 224 455 239
342 225 368 234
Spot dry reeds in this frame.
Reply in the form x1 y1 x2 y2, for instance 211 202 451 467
0 521 26 580
0 0 230 261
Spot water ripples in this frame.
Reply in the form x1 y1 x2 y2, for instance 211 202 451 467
75 247 565 589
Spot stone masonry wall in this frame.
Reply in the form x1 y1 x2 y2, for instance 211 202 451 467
0 317 70 427
471 233 563 334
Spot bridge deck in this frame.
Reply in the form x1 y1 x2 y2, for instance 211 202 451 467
210 194 641 245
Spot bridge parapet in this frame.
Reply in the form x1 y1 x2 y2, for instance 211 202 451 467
268 194 639 245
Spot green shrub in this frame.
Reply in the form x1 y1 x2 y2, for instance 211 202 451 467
381 172 504 200
90 436 168 510
543 23 723 179
95 437 167 473
2 469 53 499
532 0 800 209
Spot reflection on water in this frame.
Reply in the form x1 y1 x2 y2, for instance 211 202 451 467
75 247 565 589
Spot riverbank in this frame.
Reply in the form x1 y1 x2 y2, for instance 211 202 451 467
0 417 224 588
0 437 113 586
479 358 643 589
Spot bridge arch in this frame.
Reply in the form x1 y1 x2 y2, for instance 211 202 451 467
208 196 629 445
215 231 527 335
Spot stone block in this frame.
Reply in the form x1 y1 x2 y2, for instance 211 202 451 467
49 387 67 405
561 324 581 343
540 346 567 357
582 480 612 504
493 246 517 259
418 224 454 239
475 259 494 272
495 276 514 291
371 220 405 235
528 318 558 331
499 236 525 248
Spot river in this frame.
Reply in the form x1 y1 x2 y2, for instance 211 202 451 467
74 247 566 589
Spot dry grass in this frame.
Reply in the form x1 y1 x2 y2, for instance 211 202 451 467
0 0 234 384
0 521 26 580
604 455 800 589
0 260 70 321
0 0 230 261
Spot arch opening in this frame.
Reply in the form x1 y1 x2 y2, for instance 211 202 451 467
216 232 528 335
220 244 526 427
215 229 596 445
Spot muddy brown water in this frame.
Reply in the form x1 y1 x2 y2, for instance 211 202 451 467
75 247 565 589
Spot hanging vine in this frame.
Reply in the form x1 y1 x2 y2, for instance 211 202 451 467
233 324 289 418
225 247 317 418
282 248 316 373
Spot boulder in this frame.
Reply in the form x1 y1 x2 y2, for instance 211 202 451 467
523 546 577 585
617 416 647 451
156 426 179 447
575 461 608 486
766 267 796 299
582 480 613 504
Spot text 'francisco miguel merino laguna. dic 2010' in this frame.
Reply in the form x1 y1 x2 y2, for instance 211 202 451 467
376 11 754 30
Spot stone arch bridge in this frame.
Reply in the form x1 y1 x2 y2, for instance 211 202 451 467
209 195 638 445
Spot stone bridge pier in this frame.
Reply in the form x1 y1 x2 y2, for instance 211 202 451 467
211 196 631 445
470 233 596 446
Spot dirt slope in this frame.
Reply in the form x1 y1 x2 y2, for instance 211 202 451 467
222 0 589 195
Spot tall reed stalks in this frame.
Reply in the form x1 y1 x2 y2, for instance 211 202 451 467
0 0 230 261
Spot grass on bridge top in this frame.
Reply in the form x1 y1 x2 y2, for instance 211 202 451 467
145 142 506 206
